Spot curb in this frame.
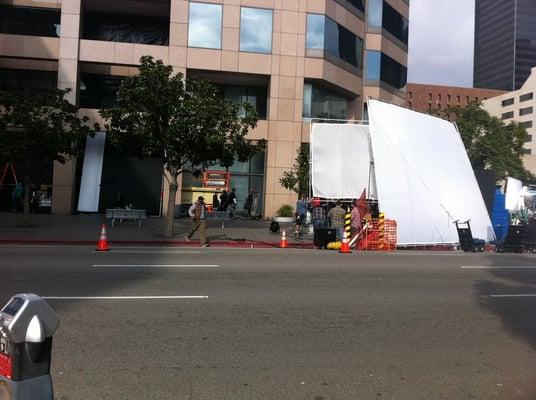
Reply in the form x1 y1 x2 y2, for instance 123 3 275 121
0 238 316 249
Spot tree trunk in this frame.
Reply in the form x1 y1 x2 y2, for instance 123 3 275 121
164 173 178 238
22 174 30 227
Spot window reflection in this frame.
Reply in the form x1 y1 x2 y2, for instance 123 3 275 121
367 0 383 27
306 14 363 69
240 7 273 53
382 1 408 45
303 83 348 120
365 50 381 81
219 85 268 119
365 50 407 90
306 14 324 49
188 2 222 49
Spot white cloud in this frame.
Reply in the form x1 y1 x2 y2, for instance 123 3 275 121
408 0 475 87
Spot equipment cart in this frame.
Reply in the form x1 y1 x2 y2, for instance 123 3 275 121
495 224 524 253
454 220 486 252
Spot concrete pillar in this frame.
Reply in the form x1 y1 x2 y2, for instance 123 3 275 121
52 0 81 214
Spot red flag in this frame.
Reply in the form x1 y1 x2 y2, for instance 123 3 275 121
356 188 368 217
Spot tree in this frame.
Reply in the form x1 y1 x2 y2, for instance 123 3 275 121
437 101 533 181
279 143 310 196
100 56 261 237
0 88 97 226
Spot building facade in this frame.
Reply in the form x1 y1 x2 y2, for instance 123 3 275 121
474 0 536 91
482 67 536 175
0 0 408 217
407 83 505 114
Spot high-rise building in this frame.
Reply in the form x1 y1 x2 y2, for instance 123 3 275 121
474 0 536 91
0 0 408 217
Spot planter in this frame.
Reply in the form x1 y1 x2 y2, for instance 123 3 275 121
273 216 294 223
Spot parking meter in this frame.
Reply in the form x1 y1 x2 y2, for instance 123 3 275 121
0 294 59 400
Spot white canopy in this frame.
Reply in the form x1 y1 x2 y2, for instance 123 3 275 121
310 100 495 245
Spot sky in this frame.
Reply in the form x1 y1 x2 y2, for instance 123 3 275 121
408 0 475 88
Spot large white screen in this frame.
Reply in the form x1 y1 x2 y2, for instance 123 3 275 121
311 123 371 199
368 100 494 244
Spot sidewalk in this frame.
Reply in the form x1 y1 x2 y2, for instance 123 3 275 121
0 212 313 248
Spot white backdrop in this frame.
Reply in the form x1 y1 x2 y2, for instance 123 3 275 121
77 132 106 213
368 100 495 244
311 123 371 199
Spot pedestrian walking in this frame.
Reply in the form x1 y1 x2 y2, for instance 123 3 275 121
294 194 308 237
185 196 209 247
327 200 346 240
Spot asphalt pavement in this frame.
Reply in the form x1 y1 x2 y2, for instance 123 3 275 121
1 246 535 399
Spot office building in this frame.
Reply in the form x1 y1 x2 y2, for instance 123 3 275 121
0 0 409 217
482 67 536 175
474 0 536 91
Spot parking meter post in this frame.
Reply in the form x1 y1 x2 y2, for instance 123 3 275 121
0 294 59 400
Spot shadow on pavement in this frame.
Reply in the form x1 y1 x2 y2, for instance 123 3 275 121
475 254 536 349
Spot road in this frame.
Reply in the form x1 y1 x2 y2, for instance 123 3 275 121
1 245 535 399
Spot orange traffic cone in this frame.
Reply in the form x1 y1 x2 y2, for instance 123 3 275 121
96 224 110 251
339 232 351 254
279 230 288 249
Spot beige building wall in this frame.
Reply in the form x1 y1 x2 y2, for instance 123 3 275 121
1 0 408 218
482 67 536 176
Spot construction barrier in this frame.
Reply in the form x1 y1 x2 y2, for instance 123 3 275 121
357 219 397 251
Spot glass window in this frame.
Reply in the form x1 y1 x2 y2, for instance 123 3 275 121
380 52 407 90
0 68 57 92
347 0 365 13
520 92 533 102
520 107 533 116
82 11 169 45
306 14 324 49
303 83 348 120
365 50 381 80
188 2 222 49
520 120 533 129
80 73 124 109
240 7 272 53
307 14 363 69
525 134 532 142
502 111 514 119
502 98 514 107
219 85 268 119
367 0 383 27
382 1 408 45
0 5 60 37
523 148 532 155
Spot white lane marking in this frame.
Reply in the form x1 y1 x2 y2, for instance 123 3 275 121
43 296 208 300
106 250 202 254
92 264 221 268
461 265 536 269
489 294 536 298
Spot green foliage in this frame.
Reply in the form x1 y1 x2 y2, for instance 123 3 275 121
276 204 294 217
279 143 310 195
0 88 96 170
438 101 533 182
100 56 261 175
0 88 97 225
100 56 262 236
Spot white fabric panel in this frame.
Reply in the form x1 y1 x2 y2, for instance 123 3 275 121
77 132 106 213
505 177 523 211
368 100 495 245
311 123 371 199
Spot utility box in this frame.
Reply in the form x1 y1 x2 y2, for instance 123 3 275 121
0 294 60 400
